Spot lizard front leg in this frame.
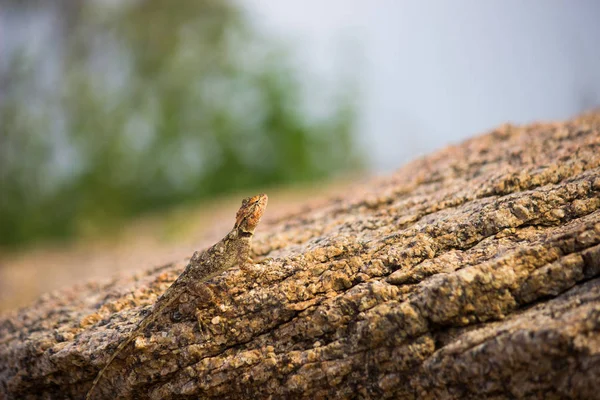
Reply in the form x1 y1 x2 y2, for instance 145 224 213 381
174 282 217 338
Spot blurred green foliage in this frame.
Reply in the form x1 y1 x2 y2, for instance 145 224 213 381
0 0 362 248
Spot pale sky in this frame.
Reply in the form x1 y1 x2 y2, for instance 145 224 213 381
242 0 600 171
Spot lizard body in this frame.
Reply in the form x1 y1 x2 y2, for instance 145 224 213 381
85 193 268 399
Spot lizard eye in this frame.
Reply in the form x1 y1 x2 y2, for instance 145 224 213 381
171 310 182 322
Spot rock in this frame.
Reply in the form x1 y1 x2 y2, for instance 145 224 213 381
1 112 600 399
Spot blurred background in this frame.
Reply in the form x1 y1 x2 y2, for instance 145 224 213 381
1 0 599 310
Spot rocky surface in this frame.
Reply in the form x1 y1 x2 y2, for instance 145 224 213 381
1 112 600 399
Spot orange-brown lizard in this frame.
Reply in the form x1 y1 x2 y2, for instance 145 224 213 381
85 193 268 399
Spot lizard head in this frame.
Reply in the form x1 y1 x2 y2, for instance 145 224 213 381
234 193 268 236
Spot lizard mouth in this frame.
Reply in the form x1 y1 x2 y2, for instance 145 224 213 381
239 231 253 238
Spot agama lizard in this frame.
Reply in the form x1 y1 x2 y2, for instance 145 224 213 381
85 193 268 399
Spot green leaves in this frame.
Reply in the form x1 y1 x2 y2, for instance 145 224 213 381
0 0 362 248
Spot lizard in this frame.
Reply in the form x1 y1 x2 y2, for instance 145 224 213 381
85 193 268 400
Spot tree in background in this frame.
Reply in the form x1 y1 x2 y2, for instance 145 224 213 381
0 0 361 247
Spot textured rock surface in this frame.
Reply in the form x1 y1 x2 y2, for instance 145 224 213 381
1 112 600 399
